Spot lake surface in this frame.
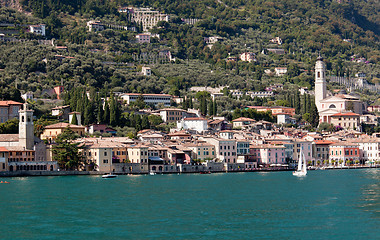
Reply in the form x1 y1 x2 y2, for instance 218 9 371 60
0 169 379 239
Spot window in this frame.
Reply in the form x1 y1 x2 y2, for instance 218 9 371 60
104 152 107 156
103 159 108 164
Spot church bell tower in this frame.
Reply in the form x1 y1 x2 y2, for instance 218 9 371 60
315 55 326 112
18 104 34 150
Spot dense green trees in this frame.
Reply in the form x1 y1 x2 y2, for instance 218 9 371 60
0 0 379 123
0 118 19 134
52 127 83 170
232 108 273 123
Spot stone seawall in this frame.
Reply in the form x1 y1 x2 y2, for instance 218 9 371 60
0 171 103 177
0 165 376 177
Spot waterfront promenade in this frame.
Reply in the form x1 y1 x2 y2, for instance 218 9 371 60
0 169 378 239
0 165 377 177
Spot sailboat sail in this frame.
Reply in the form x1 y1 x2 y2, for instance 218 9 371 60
302 153 307 172
297 153 302 171
293 150 307 176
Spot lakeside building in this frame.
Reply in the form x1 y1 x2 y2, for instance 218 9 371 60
177 117 208 133
293 140 313 164
159 108 187 123
330 112 360 130
202 137 237 164
0 104 57 172
120 93 172 106
276 113 296 125
41 123 85 143
249 144 286 166
0 100 23 123
353 139 380 165
167 131 192 140
184 143 215 161
313 140 335 165
314 56 366 128
232 117 256 129
329 142 360 165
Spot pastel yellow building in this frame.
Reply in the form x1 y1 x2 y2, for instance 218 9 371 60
127 144 149 164
41 123 85 142
185 143 215 161
330 112 360 130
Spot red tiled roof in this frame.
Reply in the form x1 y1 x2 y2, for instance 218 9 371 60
314 140 336 145
0 147 9 152
232 117 255 122
0 101 23 106
44 122 85 129
331 112 360 117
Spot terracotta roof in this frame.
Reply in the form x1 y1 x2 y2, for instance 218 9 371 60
330 142 359 147
314 140 336 145
44 122 85 129
232 117 255 122
331 112 360 117
0 147 9 152
0 101 23 106
0 134 19 142
5 146 34 151
168 132 191 136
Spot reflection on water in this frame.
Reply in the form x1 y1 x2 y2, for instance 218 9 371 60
359 169 379 215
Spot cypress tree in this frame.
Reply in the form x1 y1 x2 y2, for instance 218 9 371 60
208 100 213 116
109 96 117 126
310 100 319 128
71 113 78 125
200 97 207 116
103 99 110 124
97 100 104 124
84 102 94 126
189 97 193 109
213 99 217 116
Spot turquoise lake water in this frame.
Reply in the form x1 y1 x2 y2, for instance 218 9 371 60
0 169 379 239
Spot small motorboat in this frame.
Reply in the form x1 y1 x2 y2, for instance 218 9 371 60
102 173 117 178
149 171 156 175
199 171 211 174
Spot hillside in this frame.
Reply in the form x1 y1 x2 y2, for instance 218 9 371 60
0 0 379 107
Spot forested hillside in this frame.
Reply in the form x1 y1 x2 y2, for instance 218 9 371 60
0 0 379 107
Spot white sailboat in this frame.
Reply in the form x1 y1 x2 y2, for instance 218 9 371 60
293 151 307 177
